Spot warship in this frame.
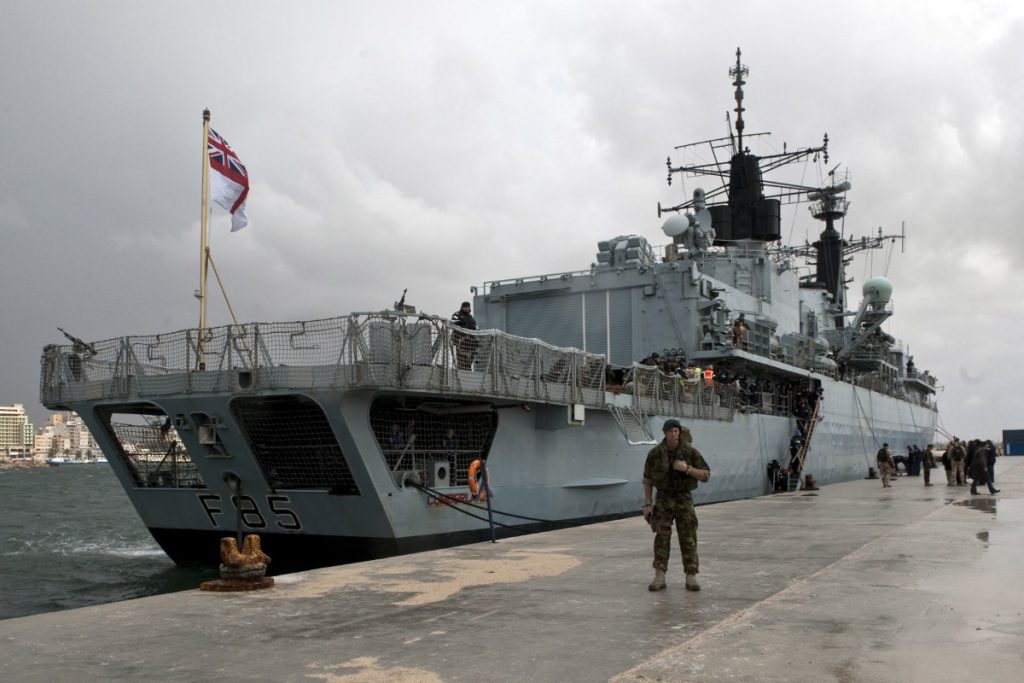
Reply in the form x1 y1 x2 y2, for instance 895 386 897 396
39 50 936 572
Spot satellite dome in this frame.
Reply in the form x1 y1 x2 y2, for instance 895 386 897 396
662 214 689 237
863 276 893 309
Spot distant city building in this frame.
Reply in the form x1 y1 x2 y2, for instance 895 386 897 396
33 411 100 460
0 404 35 459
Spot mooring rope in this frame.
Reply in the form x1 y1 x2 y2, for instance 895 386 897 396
411 482 633 534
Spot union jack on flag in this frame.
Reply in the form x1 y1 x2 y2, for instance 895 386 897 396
208 128 250 231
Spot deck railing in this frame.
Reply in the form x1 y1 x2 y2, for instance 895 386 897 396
41 312 747 424
628 367 738 422
40 313 608 409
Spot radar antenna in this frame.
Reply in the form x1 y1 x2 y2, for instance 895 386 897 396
729 47 748 153
662 49 826 217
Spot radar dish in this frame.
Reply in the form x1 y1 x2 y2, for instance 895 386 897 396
694 208 712 231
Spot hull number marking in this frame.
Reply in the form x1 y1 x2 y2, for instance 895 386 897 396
197 493 302 530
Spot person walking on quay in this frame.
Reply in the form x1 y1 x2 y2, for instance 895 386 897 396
876 443 894 488
941 445 953 485
642 418 710 592
922 444 935 486
985 439 998 487
949 437 967 485
970 440 999 495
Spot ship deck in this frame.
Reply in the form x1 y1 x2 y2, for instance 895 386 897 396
3 461 1022 682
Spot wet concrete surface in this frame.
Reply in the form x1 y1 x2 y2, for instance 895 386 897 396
2 461 1022 682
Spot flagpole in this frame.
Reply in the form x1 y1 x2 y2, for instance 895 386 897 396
197 108 211 370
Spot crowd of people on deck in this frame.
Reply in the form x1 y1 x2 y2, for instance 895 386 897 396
618 347 831 495
618 351 820 415
874 438 1002 494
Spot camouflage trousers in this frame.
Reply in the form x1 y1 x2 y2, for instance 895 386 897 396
651 494 699 575
879 462 892 486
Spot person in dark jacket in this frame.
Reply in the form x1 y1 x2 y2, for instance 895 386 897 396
450 301 477 370
985 439 998 486
970 440 999 495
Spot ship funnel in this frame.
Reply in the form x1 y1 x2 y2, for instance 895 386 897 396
863 276 893 310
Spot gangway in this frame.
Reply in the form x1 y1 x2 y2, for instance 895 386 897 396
788 391 822 491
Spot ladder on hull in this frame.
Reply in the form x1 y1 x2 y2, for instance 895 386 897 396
788 392 822 491
606 403 657 445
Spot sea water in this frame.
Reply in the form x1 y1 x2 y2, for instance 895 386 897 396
0 465 214 620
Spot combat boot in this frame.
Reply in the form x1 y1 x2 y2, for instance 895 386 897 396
648 569 666 591
685 573 701 591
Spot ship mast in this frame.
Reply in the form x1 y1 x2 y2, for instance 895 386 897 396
197 109 211 369
730 48 748 155
661 49 827 247
808 164 849 326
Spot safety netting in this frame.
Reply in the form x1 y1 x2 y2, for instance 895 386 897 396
102 412 206 488
626 364 739 423
40 313 608 408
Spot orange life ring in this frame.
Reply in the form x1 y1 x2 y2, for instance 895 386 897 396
467 459 490 501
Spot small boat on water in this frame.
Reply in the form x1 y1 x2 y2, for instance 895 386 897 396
39 50 936 572
45 456 106 465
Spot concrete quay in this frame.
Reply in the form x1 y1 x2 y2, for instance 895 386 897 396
2 461 1022 682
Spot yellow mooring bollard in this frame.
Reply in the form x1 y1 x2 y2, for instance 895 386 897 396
199 534 275 592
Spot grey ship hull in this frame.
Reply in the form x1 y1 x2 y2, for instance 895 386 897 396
139 382 933 571
40 320 934 572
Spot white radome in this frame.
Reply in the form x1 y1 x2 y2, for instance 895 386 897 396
863 276 893 308
662 214 689 237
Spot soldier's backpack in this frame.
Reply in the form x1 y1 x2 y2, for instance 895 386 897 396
951 444 965 462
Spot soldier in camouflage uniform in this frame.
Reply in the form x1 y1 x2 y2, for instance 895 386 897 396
642 418 711 592
922 444 935 486
949 437 967 485
876 443 894 488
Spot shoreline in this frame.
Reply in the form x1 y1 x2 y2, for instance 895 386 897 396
0 460 49 470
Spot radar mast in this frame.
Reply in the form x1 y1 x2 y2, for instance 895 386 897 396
730 48 748 154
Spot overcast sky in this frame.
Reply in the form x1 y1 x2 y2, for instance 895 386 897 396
2 1 1022 441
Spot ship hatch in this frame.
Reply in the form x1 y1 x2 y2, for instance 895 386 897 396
98 405 207 489
370 397 498 487
231 395 360 495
